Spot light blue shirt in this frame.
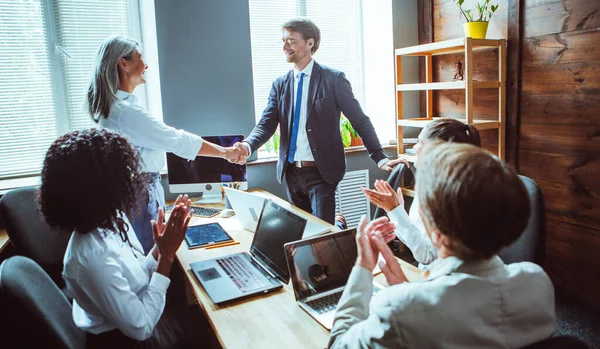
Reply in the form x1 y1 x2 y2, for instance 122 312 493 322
99 90 203 172
329 256 556 349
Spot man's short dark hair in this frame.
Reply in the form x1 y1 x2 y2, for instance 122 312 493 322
417 143 530 261
282 18 321 54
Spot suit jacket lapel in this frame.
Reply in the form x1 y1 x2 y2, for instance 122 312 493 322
284 70 294 137
306 62 321 123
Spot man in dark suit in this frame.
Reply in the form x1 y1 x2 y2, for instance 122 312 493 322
234 18 401 225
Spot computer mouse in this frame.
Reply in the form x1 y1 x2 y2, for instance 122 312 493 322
220 209 235 218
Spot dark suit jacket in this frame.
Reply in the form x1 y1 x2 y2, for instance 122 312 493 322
244 61 388 184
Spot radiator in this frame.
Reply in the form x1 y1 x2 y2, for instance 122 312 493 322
335 170 370 229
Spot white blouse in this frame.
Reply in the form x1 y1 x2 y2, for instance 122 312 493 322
62 214 169 341
99 90 203 172
387 194 438 266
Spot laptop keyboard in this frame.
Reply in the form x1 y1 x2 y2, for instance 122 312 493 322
216 255 273 293
306 286 381 314
165 204 221 218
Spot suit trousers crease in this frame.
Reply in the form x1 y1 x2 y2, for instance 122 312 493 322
284 165 337 225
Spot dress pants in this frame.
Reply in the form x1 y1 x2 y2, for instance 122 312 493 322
284 165 338 225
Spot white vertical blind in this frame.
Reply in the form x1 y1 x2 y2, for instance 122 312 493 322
53 0 132 131
248 0 365 125
0 0 58 178
0 0 137 181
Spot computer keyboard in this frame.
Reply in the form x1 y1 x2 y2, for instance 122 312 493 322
216 255 272 293
307 286 381 314
164 204 221 218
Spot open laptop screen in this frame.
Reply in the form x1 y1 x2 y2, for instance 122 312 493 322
250 200 307 283
285 229 357 299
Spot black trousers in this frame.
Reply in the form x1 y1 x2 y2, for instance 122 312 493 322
86 305 221 349
284 165 338 225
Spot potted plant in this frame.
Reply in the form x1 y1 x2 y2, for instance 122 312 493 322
340 114 362 147
453 0 498 39
264 131 280 155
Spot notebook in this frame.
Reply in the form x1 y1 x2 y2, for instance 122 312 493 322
223 187 331 237
284 229 382 330
190 199 307 304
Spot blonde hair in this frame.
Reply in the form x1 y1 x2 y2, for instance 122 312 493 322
417 143 530 260
87 36 138 122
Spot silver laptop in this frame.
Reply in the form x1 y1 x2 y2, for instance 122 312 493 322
224 187 331 237
284 229 382 330
190 199 306 304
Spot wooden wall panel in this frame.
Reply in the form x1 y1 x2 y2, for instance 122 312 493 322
427 0 600 307
519 0 600 306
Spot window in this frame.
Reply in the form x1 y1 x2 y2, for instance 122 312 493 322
0 0 146 186
248 0 395 157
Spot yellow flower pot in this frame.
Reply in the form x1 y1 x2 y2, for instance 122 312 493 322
463 21 488 39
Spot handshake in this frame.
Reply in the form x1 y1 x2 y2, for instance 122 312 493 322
225 142 251 165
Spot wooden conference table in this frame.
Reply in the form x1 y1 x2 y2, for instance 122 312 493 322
175 189 423 349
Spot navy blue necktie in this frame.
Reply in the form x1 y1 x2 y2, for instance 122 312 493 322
288 72 305 163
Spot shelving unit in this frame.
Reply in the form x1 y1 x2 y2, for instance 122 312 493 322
395 38 506 197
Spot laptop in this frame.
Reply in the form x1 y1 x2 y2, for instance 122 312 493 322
190 199 307 304
284 229 382 330
224 187 331 237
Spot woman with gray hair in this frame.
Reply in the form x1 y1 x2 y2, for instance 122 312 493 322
87 36 243 254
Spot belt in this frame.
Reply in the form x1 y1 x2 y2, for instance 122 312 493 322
293 161 316 168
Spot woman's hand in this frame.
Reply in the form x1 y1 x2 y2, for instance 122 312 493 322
361 180 404 212
355 216 395 272
371 231 409 286
152 195 192 261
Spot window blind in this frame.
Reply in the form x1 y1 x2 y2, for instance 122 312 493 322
248 0 365 126
53 0 132 131
0 0 58 178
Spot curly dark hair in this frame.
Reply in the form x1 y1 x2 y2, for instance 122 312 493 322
39 129 147 236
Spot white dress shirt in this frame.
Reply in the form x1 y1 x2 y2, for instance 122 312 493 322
387 195 437 267
62 214 170 341
291 59 315 161
99 90 203 172
329 256 556 349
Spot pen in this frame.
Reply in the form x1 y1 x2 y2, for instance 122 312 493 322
205 241 240 250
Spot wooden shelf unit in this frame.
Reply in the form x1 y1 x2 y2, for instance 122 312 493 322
394 38 506 198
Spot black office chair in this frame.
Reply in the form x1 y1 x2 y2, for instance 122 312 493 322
372 162 408 220
0 186 71 288
498 176 546 265
519 336 589 349
0 256 85 349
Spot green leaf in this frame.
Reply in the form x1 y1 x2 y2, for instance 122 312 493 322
273 132 280 151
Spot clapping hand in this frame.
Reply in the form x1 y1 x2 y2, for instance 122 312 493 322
362 180 404 213
371 230 409 286
152 195 192 261
355 216 396 272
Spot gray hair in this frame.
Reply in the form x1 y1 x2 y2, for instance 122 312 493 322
87 36 138 122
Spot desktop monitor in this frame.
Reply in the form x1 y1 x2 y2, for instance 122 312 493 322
166 135 247 204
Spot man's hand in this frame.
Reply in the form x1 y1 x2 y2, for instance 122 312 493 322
355 216 395 272
361 179 404 212
371 230 409 285
229 142 250 165
379 157 410 172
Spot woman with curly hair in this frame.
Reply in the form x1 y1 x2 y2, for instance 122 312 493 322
39 129 215 348
362 118 481 268
87 35 245 254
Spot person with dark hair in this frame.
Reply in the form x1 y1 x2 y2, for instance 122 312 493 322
329 143 556 348
362 118 482 267
39 129 215 348
232 18 402 227
87 36 244 254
